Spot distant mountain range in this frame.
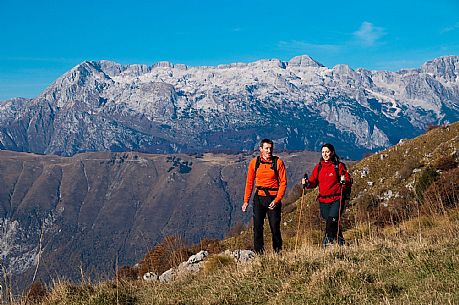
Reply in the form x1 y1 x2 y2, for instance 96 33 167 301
0 55 458 159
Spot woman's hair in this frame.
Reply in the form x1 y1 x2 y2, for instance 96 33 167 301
320 143 340 163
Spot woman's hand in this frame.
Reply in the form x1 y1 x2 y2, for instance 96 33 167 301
301 178 309 188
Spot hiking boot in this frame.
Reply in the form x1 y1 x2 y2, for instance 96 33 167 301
322 236 335 248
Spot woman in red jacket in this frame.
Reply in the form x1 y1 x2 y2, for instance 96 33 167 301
302 143 351 247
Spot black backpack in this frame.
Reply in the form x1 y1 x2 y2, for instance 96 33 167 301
317 161 352 201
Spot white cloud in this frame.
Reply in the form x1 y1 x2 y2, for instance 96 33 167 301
441 22 459 33
353 22 386 47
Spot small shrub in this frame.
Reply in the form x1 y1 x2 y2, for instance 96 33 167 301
372 205 395 227
433 155 458 171
399 187 415 200
399 158 422 180
138 236 191 275
116 266 138 281
26 280 48 304
351 192 419 227
353 193 379 224
415 167 440 202
384 198 419 225
203 254 235 274
191 238 225 254
423 168 459 214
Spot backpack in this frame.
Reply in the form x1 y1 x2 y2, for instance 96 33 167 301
317 161 353 201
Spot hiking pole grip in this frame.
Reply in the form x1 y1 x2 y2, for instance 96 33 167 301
302 172 308 189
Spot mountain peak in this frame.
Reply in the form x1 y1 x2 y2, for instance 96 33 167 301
153 61 174 68
93 60 125 77
288 55 323 68
332 63 355 75
251 58 286 69
421 56 459 82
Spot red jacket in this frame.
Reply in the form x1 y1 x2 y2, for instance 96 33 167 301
306 161 350 204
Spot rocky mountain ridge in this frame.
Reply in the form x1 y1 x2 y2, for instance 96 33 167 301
0 55 458 159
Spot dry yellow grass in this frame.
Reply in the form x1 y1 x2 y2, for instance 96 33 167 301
23 207 459 305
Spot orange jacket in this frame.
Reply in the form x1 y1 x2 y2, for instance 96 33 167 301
244 156 287 203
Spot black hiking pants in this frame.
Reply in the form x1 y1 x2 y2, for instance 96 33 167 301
320 200 345 242
253 194 282 254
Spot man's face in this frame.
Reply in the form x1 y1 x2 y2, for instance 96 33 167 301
260 143 273 160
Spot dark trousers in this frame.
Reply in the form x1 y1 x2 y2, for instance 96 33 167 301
319 200 345 241
253 194 282 253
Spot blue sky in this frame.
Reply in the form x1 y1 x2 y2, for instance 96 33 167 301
1 0 458 100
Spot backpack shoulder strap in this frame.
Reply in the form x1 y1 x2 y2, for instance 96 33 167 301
271 156 279 182
316 162 322 183
334 162 340 182
254 156 261 176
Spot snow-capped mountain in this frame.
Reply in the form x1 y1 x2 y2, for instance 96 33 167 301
1 55 458 158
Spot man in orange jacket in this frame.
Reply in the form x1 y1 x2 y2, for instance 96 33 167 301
242 139 287 254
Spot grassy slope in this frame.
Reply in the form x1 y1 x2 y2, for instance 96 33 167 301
44 210 459 305
22 123 459 304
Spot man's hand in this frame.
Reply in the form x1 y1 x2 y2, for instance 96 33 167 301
268 200 277 210
242 202 249 212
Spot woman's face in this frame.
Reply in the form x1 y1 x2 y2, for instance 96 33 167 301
322 147 333 161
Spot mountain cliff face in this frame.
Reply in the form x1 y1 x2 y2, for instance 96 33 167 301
0 150 319 290
0 56 458 159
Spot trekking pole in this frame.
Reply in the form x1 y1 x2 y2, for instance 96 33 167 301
337 175 345 242
295 172 308 252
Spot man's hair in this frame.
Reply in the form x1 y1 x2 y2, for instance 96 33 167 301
260 138 274 147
